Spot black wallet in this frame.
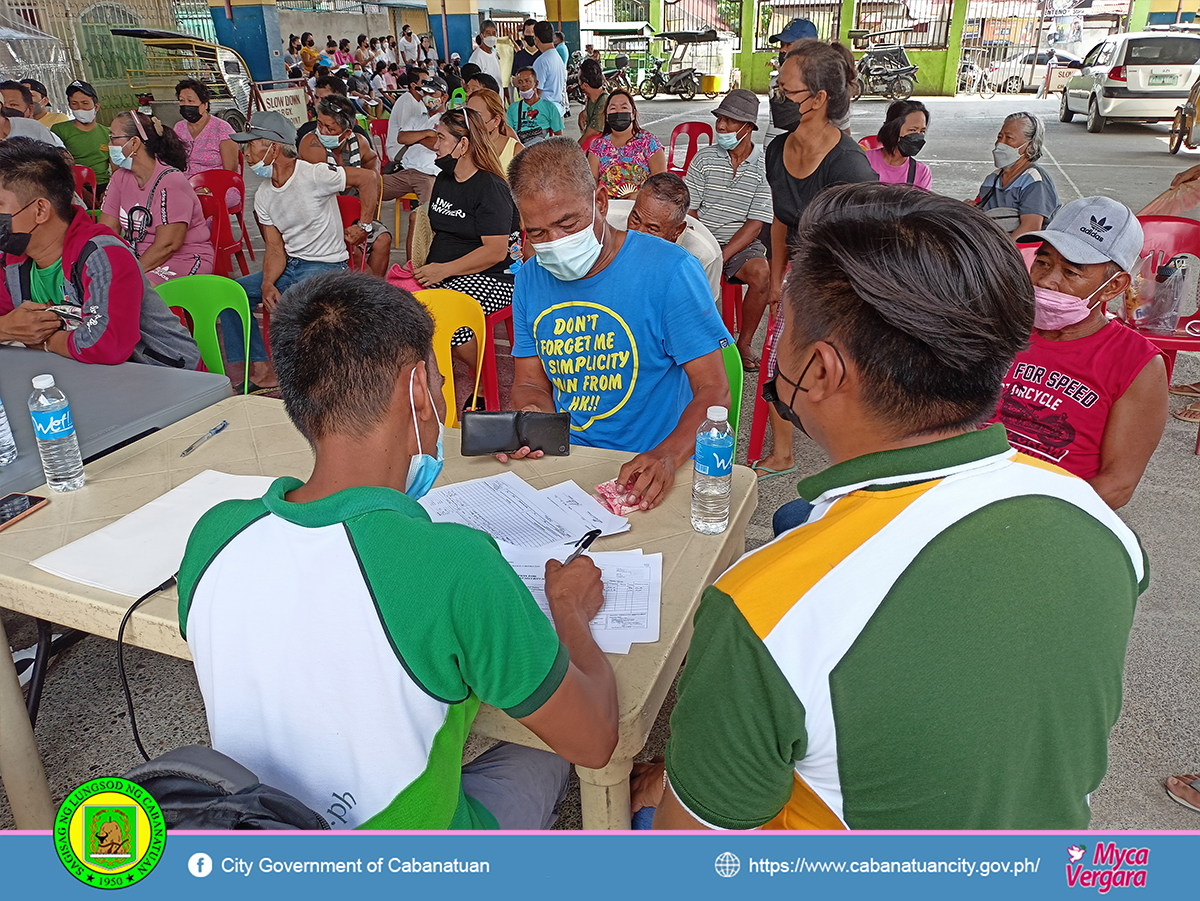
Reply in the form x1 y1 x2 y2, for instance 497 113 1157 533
460 411 571 456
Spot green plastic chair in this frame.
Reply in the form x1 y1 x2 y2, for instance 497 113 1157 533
721 343 744 445
155 275 251 393
448 87 466 110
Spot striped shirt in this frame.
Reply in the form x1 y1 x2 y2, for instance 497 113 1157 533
666 425 1146 830
683 144 774 245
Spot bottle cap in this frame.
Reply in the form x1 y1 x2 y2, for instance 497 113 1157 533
706 405 728 422
32 374 56 390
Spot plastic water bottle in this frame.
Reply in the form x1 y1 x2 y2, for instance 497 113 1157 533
28 374 85 492
691 405 734 535
0 394 16 466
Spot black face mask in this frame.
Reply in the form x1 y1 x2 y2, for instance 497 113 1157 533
434 143 460 175
1 106 26 120
897 133 926 158
0 202 36 257
769 94 802 133
524 35 536 46
179 104 203 123
606 112 633 132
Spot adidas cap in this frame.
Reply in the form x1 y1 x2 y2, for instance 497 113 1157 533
1018 196 1143 272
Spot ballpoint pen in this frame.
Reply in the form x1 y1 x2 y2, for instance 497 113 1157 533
562 529 602 566
180 421 229 457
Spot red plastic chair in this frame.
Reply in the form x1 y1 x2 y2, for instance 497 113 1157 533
478 307 515 411
72 165 97 208
721 276 743 335
581 133 601 155
746 311 776 465
369 117 390 164
858 134 883 152
337 195 369 271
666 122 712 176
196 191 249 279
190 169 254 261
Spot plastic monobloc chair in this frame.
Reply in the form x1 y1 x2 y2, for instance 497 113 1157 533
666 122 712 176
190 168 254 261
416 288 486 429
721 342 744 444
155 275 251 393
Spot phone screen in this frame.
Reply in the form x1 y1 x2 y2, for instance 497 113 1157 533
0 493 46 528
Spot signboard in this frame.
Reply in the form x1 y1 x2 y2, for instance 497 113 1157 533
256 85 308 127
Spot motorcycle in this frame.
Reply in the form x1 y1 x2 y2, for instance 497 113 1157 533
638 54 700 101
567 49 586 106
603 54 634 93
853 44 919 101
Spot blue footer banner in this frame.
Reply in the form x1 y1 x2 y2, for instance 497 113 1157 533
1 831 1196 899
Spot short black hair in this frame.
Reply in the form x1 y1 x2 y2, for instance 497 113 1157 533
639 172 689 222
459 62 481 81
0 80 33 107
317 94 356 132
515 66 537 79
581 58 604 88
878 99 929 154
787 184 1033 436
20 79 48 98
468 72 500 93
523 17 537 27
272 271 435 443
534 21 554 43
175 78 212 104
314 75 348 95
0 137 76 222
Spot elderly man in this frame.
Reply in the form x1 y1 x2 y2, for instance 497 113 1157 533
996 197 1167 509
507 139 731 510
0 138 199 367
220 111 380 391
469 19 503 87
648 184 1146 831
532 21 568 117
606 173 722 301
684 89 774 369
298 76 373 144
0 82 65 149
181 271 618 830
507 67 563 145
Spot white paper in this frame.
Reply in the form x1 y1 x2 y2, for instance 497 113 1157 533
419 471 586 549
502 548 662 654
539 480 629 537
31 470 275 598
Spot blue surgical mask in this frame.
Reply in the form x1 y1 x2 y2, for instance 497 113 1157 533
108 143 133 170
532 203 603 281
317 132 343 149
248 149 274 178
715 129 741 151
404 367 444 499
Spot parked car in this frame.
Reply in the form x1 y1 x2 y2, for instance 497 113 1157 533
1061 31 1200 133
987 48 1082 93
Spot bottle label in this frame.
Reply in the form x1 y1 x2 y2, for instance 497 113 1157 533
694 434 734 477
31 407 75 440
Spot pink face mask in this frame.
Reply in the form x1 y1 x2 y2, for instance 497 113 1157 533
1032 271 1119 331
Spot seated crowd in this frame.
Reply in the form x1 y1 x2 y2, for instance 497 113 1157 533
0 22 1186 828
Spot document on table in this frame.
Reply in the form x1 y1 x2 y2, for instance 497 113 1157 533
30 470 275 598
502 548 662 654
539 479 629 537
420 471 627 548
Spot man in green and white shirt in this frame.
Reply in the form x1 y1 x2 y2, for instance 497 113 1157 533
179 272 618 830
652 185 1146 831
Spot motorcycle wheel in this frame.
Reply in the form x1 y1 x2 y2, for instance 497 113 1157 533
889 77 914 101
639 78 658 100
704 91 719 100
1169 109 1186 154
679 77 697 101
980 79 995 99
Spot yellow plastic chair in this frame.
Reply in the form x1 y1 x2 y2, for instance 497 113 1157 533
415 289 485 429
155 275 251 394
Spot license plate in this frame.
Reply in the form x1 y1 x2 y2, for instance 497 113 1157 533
1150 74 1179 86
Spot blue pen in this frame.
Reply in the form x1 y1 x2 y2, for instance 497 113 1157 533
180 421 229 457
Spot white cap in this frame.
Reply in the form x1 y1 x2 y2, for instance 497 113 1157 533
32 374 55 390
707 405 728 422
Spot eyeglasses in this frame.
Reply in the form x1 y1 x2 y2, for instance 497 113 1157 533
772 84 812 103
760 344 845 430
109 134 136 145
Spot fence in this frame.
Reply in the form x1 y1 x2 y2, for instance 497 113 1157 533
754 1 841 50
851 0 953 49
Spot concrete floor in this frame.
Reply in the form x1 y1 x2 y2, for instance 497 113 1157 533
3 92 1198 830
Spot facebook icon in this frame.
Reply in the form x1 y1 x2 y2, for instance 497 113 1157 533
188 853 213 878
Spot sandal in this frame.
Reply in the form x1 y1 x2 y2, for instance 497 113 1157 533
739 351 760 372
1169 382 1200 398
751 462 798 482
1171 401 1200 423
1165 775 1200 813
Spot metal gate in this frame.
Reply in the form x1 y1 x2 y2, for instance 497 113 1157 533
960 0 1045 93
754 1 841 51
852 0 953 49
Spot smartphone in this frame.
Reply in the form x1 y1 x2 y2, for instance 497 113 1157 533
0 493 49 532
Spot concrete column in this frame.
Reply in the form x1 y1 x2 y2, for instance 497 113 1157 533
942 0 969 96
428 0 479 64
207 0 287 82
545 0 582 58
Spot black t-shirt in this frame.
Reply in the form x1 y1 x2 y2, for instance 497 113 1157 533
765 131 878 247
513 46 541 73
428 168 521 278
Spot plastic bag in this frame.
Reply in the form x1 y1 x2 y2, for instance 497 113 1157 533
1124 253 1194 333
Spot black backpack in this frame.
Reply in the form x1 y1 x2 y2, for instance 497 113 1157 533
123 746 330 830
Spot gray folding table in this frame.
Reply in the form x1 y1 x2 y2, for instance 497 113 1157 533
0 346 232 494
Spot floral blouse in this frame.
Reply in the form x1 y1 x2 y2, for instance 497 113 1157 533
592 130 663 198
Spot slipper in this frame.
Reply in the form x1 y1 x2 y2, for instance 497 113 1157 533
739 352 760 372
1169 382 1200 398
751 462 798 482
1165 775 1200 813
1171 402 1200 423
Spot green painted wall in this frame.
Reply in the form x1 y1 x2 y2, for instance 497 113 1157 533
1129 0 1152 31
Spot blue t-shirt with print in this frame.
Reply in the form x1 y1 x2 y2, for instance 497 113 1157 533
512 229 732 453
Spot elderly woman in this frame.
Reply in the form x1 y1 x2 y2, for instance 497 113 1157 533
588 89 666 198
975 111 1059 239
865 99 932 190
100 110 213 284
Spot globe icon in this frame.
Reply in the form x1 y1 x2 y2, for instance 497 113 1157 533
714 851 740 878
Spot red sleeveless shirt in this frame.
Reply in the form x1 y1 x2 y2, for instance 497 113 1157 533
992 322 1161 480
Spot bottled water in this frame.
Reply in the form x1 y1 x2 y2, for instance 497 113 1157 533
0 394 16 465
691 405 734 535
28 374 85 492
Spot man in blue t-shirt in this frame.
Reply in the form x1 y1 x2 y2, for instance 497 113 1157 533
507 138 732 511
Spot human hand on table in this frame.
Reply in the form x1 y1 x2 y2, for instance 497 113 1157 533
1 303 63 346
630 758 666 812
545 557 605 624
615 449 677 511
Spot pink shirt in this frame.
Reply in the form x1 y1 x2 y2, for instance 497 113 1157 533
865 146 932 191
174 114 235 177
102 161 214 284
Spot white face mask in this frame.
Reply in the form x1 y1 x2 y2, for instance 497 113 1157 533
532 203 604 281
519 87 536 101
73 108 97 124
483 35 498 48
992 141 1026 170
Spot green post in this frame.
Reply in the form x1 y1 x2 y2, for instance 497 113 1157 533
942 0 968 96
838 0 855 42
1128 0 1151 32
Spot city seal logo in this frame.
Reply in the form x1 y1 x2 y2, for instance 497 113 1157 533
54 777 166 889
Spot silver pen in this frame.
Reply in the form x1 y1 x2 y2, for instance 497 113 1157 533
180 421 228 457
